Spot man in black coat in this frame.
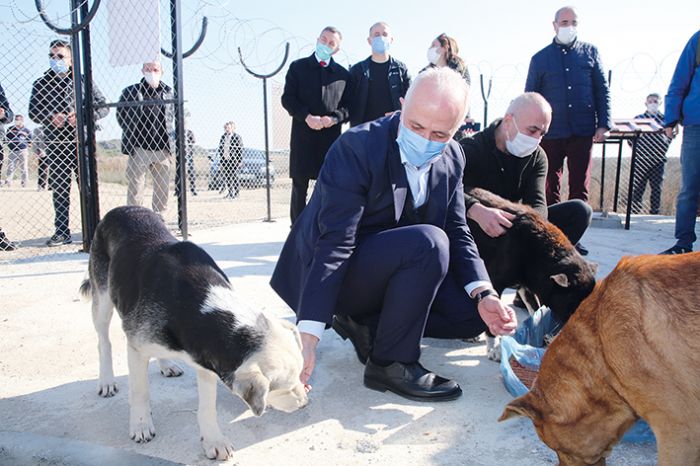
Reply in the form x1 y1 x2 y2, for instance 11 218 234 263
29 39 108 246
281 26 351 224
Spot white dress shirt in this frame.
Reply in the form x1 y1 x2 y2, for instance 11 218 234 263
298 147 492 340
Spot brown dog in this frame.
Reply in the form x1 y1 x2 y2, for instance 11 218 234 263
499 253 700 466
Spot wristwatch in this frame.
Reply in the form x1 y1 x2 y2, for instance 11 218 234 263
474 288 499 303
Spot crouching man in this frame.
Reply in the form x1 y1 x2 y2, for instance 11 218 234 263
270 67 517 402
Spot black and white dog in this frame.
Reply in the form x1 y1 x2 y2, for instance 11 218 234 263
80 206 307 460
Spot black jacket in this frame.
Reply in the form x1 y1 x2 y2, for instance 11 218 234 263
348 56 410 127
117 79 174 155
217 132 244 169
460 120 548 218
281 54 351 180
0 82 13 151
28 69 108 143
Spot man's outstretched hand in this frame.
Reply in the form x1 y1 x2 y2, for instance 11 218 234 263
477 296 518 336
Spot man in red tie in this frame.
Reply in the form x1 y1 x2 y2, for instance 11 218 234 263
281 26 351 224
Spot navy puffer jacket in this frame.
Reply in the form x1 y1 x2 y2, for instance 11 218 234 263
525 38 611 139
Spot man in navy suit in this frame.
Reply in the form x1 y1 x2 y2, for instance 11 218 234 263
271 68 517 402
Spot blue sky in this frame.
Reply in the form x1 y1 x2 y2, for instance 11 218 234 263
2 0 698 151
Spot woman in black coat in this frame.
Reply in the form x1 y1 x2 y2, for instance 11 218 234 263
217 121 244 199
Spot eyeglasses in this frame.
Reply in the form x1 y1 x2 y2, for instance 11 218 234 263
49 53 66 60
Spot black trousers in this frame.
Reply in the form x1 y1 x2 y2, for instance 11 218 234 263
334 225 486 363
547 199 592 246
37 156 49 189
47 142 79 236
290 177 310 224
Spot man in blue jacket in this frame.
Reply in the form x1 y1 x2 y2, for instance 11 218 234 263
661 30 700 255
271 68 517 402
525 6 611 213
348 22 411 127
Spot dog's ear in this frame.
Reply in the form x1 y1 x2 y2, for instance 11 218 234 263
499 392 542 422
232 370 270 417
278 319 303 350
550 273 570 288
587 260 599 276
255 313 271 331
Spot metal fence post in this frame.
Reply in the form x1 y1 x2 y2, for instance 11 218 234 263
238 43 290 223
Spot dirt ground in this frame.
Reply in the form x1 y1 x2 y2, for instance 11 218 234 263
0 214 674 465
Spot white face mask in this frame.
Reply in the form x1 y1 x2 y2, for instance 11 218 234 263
646 102 659 113
427 46 441 65
556 26 577 44
505 117 541 158
143 72 161 87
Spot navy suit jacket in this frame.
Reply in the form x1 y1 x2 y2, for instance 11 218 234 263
270 113 489 326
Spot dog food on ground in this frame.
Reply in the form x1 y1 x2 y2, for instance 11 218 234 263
509 357 538 389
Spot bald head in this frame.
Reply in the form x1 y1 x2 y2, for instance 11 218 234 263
499 92 552 146
507 93 552 121
403 67 470 136
554 6 577 23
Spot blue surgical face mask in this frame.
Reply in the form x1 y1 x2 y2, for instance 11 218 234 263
50 58 70 74
371 36 391 54
315 42 334 62
396 121 447 168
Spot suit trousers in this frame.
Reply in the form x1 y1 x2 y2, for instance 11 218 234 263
126 147 171 215
334 224 486 363
541 136 594 204
290 177 310 224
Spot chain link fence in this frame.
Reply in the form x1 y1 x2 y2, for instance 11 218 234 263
0 1 689 261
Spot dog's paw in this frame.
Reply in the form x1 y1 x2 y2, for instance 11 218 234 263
129 415 156 443
486 336 502 362
158 359 184 377
97 380 118 397
202 434 235 460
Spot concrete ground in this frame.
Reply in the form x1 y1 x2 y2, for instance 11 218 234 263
0 213 674 465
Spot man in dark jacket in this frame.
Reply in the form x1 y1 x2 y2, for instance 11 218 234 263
29 39 108 247
525 6 611 207
0 81 14 178
461 92 591 249
281 26 351 224
117 61 174 218
0 82 17 251
271 68 516 402
348 22 410 127
629 93 671 215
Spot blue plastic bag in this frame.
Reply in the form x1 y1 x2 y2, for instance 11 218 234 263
500 306 655 444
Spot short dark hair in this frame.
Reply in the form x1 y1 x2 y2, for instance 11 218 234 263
50 39 71 51
15 114 23 119
646 93 661 100
321 26 342 40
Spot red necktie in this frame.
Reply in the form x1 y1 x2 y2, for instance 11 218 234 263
319 61 327 67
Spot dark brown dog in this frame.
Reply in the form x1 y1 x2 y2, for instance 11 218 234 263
500 253 700 466
466 188 597 324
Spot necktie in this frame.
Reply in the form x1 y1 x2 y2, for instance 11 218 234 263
319 61 327 67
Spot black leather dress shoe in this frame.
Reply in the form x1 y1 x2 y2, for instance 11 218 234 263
364 360 462 402
332 315 372 364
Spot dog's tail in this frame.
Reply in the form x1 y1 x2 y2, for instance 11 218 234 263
79 273 92 300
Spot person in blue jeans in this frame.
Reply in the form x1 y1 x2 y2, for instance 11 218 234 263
661 30 700 255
